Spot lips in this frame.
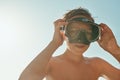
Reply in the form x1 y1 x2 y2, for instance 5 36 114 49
74 44 86 48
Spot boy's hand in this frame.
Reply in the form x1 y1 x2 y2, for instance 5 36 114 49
52 19 67 47
97 23 119 54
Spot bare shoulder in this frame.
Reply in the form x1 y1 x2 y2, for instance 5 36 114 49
88 57 108 63
47 55 64 67
49 56 63 63
87 57 116 70
88 57 120 79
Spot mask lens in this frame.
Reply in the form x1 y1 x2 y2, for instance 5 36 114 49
65 17 100 45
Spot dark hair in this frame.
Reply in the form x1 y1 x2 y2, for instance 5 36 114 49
64 7 94 22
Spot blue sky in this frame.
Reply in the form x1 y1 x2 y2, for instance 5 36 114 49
0 0 120 80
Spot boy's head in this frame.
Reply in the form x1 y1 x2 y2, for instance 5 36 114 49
63 7 100 45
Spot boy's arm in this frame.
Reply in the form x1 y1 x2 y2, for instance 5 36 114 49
19 41 59 80
110 47 120 62
95 58 120 80
98 23 120 62
19 19 67 80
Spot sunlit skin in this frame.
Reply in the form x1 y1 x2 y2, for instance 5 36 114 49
44 16 120 80
19 15 120 80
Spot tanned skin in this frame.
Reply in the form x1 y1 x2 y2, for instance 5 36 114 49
19 16 120 80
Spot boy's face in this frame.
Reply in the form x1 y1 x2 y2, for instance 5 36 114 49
65 16 100 45
65 19 90 54
64 16 100 54
66 37 90 55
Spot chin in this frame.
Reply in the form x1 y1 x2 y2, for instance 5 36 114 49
70 45 89 54
67 42 89 54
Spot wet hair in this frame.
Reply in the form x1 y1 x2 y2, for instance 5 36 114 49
64 7 94 22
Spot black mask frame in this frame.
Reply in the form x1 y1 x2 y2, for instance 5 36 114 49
64 17 101 45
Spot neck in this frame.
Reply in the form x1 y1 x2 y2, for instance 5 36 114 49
61 49 85 63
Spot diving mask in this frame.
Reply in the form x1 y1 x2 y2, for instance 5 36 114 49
65 17 101 45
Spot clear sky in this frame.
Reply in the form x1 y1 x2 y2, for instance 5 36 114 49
0 0 120 80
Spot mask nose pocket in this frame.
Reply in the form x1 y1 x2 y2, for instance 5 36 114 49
77 29 91 45
65 28 91 45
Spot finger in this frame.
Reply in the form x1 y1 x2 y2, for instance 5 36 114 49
97 23 108 44
54 19 67 29
54 19 66 26
99 23 112 32
99 23 107 29
54 19 65 24
99 23 107 34
99 23 110 37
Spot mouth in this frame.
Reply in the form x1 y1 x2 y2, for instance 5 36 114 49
74 44 86 48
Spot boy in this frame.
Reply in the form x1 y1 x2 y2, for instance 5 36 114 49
19 8 120 80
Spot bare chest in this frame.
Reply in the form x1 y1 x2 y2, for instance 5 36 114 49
46 61 100 80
